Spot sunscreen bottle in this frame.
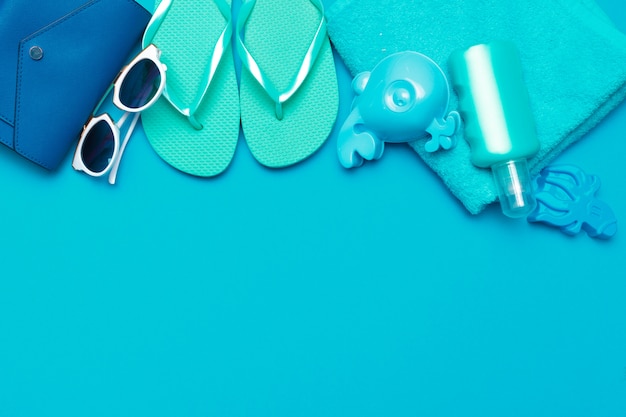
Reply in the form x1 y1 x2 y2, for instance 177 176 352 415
448 41 539 218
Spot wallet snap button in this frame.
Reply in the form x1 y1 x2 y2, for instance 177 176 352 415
29 46 44 61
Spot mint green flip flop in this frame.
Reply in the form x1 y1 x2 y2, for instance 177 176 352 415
237 0 339 168
141 0 240 177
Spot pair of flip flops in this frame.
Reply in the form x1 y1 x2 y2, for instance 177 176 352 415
141 0 339 176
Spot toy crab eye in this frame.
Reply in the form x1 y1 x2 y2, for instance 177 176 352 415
384 80 424 113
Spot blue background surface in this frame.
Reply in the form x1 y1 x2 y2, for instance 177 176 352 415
1 0 625 416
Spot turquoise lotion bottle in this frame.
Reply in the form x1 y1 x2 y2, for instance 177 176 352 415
449 41 540 218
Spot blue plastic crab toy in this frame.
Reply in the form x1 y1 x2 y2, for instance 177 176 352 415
527 164 617 239
337 51 461 168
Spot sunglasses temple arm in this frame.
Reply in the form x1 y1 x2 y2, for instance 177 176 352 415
115 111 132 129
108 113 140 185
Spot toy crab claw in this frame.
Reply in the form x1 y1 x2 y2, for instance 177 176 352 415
337 107 385 168
424 111 461 152
527 164 618 239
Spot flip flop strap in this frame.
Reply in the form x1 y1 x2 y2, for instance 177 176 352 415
236 0 327 120
142 0 233 130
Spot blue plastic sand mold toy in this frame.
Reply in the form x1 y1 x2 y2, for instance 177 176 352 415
337 51 460 168
527 164 617 239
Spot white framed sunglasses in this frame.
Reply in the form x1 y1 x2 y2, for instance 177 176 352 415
73 44 166 184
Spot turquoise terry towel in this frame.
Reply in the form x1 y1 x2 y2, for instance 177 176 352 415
326 0 626 214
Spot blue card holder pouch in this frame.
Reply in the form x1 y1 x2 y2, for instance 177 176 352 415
0 0 151 170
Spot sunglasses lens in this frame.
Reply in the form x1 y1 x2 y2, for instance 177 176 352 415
81 119 115 173
119 58 162 109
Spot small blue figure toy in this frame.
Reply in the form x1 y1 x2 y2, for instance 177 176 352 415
527 165 617 239
337 51 461 168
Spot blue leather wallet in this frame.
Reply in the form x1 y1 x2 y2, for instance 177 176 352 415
0 0 151 170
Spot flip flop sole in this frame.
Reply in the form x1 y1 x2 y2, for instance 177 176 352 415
239 0 339 168
142 0 240 177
